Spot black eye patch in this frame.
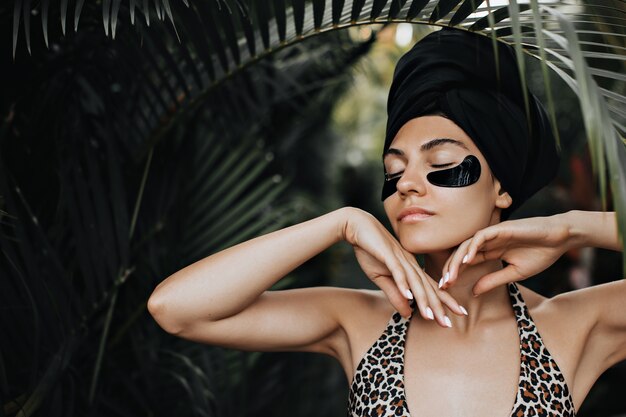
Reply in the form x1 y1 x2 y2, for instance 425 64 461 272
427 154 481 187
381 155 481 201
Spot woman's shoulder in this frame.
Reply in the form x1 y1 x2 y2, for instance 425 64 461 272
515 283 585 333
515 283 549 309
321 287 399 380
502 283 589 355
516 282 590 326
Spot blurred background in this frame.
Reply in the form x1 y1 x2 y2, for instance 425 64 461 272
1 1 624 416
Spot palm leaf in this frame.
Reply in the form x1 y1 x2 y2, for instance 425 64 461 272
2 0 625 414
0 117 298 415
9 2 622 261
1 14 372 414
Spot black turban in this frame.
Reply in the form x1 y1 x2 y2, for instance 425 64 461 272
382 27 560 221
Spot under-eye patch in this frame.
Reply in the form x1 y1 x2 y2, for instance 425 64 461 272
427 154 481 187
381 155 481 201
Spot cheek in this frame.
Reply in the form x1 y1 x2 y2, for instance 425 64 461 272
439 183 492 211
436 183 495 227
384 205 401 237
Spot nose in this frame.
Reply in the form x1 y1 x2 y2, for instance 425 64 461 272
395 164 428 196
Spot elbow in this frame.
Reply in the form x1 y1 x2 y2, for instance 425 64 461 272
147 290 185 335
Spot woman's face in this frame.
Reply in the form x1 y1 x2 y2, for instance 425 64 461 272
383 115 511 254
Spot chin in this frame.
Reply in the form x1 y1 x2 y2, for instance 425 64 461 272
398 235 460 255
394 217 482 253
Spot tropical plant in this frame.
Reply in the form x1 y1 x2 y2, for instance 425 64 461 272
9 0 625 261
2 0 625 416
0 12 376 417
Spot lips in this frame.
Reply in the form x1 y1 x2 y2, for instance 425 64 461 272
398 206 435 221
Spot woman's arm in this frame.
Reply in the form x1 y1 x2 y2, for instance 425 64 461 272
440 209 622 294
563 210 622 252
148 205 464 354
555 210 626 371
440 209 626 372
148 207 349 335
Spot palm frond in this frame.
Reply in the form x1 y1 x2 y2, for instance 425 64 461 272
9 1 622 221
1 13 373 413
2 0 625 414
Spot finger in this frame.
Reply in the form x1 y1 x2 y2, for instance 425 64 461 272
444 240 472 289
403 250 462 326
425 274 468 317
399 251 443 324
372 275 412 318
472 249 505 264
465 227 501 264
441 240 468 289
472 265 522 296
411 264 452 328
402 249 463 322
398 257 435 322
464 250 490 266
386 257 414 302
440 240 469 288
440 248 457 289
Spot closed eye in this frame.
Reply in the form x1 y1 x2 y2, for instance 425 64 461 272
384 172 402 181
384 163 454 181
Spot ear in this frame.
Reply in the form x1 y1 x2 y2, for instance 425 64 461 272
493 178 513 209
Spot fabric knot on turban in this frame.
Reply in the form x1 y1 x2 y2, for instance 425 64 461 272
383 26 560 221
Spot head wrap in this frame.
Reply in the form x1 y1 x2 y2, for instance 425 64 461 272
382 27 560 221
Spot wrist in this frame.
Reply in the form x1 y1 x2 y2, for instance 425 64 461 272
561 210 587 250
334 206 354 243
560 210 622 251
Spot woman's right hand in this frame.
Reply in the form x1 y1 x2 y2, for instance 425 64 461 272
341 207 467 327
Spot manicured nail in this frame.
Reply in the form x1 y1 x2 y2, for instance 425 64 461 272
425 307 434 320
462 254 469 264
405 289 414 300
444 316 452 328
438 277 444 288
444 271 450 284
460 306 468 316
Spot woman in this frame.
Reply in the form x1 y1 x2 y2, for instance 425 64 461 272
147 27 624 416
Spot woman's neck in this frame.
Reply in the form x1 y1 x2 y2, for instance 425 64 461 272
423 252 513 334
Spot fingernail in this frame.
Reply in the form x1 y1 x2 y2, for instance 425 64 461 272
425 307 434 320
444 316 452 328
444 272 450 284
405 289 414 300
462 254 469 264
460 306 468 316
438 277 444 288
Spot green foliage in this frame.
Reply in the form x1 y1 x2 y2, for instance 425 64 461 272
8 0 623 257
0 8 375 414
1 0 625 416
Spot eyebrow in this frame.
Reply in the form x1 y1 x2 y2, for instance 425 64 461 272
383 138 469 159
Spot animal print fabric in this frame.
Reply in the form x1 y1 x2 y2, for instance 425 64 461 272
347 282 576 417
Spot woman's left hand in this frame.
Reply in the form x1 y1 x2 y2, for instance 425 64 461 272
440 214 573 296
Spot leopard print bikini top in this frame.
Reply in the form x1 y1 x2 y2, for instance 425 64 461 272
347 282 576 417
